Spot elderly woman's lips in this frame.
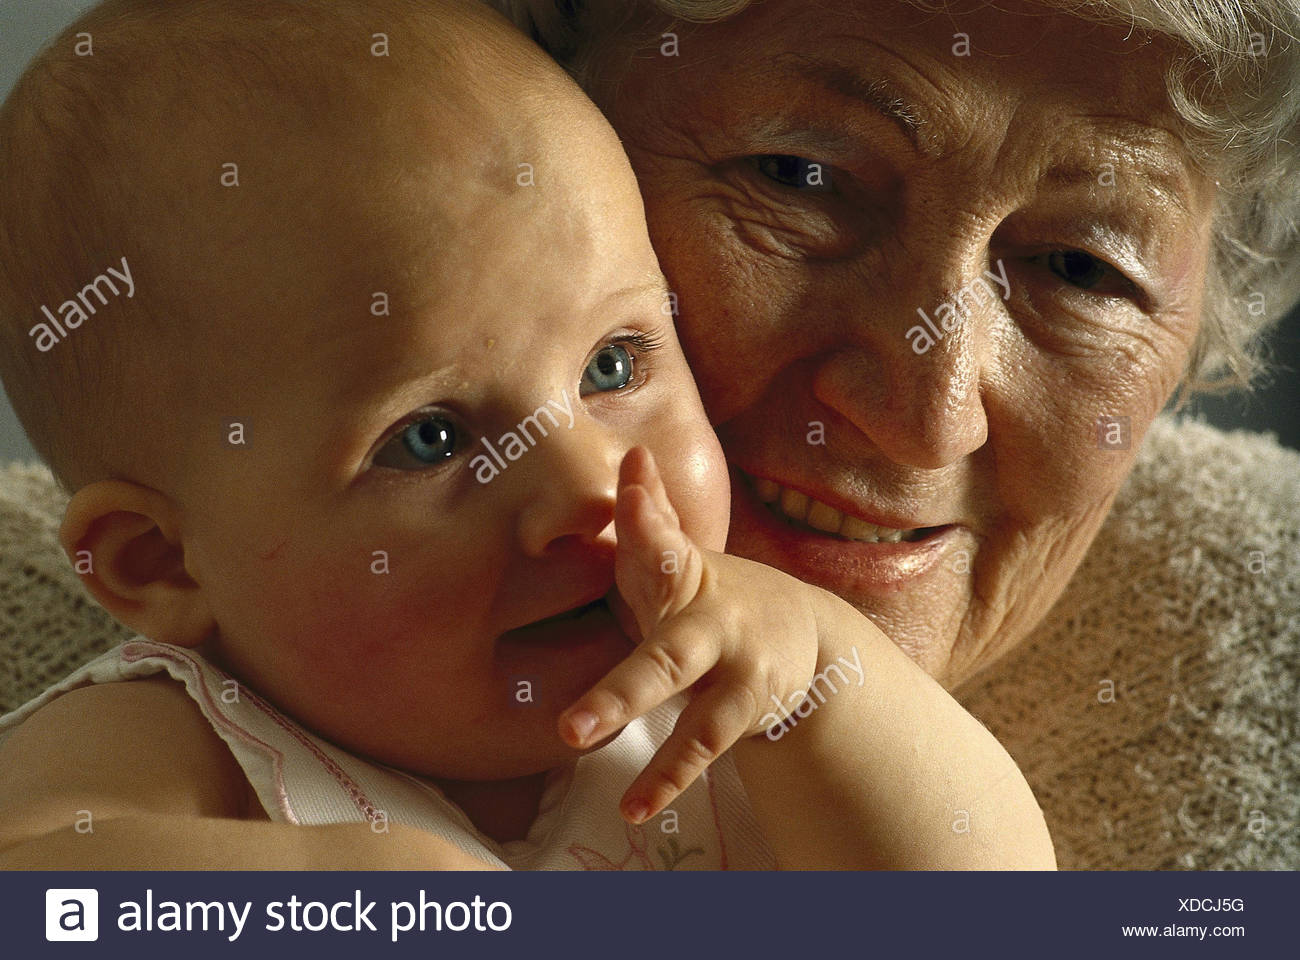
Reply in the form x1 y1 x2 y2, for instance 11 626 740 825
728 468 958 595
741 470 945 540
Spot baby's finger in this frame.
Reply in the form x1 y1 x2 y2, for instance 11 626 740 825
619 446 680 528
614 482 702 639
558 610 721 749
619 682 755 824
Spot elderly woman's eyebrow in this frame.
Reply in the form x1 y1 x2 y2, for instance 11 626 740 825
782 57 939 158
774 58 1199 216
1041 137 1199 219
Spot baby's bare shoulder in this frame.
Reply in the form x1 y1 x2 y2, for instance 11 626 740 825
0 676 254 850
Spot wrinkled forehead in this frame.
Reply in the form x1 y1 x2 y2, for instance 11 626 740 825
618 0 1202 208
737 0 1183 122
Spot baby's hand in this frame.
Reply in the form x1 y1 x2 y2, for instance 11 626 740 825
558 447 821 824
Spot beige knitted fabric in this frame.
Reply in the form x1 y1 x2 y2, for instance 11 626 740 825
955 415 1299 870
0 462 132 710
2 413 1297 868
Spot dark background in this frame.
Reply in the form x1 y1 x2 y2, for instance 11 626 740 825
1180 303 1300 450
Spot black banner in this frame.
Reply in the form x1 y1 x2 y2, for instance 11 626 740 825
6 870 1288 957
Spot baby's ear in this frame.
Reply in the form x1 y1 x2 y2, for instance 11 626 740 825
59 480 214 647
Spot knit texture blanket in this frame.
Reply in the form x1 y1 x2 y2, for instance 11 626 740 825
2 414 1296 869
953 416 1298 869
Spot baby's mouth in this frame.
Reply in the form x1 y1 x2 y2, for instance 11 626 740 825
529 597 609 627
498 594 627 652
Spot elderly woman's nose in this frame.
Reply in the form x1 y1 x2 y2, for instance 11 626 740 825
513 420 621 558
812 319 989 470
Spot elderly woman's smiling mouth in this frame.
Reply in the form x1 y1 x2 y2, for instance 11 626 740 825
731 464 959 582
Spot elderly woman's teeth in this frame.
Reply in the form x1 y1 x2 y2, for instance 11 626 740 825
780 488 810 519
749 474 918 542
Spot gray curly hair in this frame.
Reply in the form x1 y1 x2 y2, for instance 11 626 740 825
488 0 1300 401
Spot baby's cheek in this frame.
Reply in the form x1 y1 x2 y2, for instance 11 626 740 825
282 561 426 666
236 556 405 687
244 564 483 754
654 423 730 553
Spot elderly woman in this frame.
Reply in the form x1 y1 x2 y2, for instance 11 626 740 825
478 0 1300 868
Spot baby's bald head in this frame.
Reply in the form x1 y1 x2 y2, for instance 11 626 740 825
0 0 571 493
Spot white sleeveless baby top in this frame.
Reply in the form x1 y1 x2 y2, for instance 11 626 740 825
0 638 777 870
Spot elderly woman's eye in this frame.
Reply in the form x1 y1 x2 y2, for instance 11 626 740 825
375 413 458 470
751 154 829 190
1033 250 1137 298
1045 251 1114 290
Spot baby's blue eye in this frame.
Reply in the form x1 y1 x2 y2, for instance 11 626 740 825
375 415 457 470
582 343 634 394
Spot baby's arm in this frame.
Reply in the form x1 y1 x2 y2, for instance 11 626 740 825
560 448 1055 870
0 676 495 870
730 596 1057 869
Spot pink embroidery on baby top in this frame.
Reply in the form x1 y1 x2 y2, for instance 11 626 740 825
702 766 732 869
566 769 730 870
121 641 298 823
121 641 384 825
567 821 655 870
244 691 387 824
566 821 708 871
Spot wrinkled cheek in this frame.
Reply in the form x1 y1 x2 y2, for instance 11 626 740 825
661 228 809 426
645 203 761 413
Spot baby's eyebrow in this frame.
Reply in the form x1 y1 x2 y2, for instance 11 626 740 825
357 360 463 413
335 357 465 448
521 275 673 339
334 274 671 453
588 275 672 314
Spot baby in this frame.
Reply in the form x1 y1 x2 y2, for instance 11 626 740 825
0 0 1054 869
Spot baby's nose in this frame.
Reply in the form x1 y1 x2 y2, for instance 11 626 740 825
512 414 621 558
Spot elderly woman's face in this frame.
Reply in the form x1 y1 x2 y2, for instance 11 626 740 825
603 0 1217 686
